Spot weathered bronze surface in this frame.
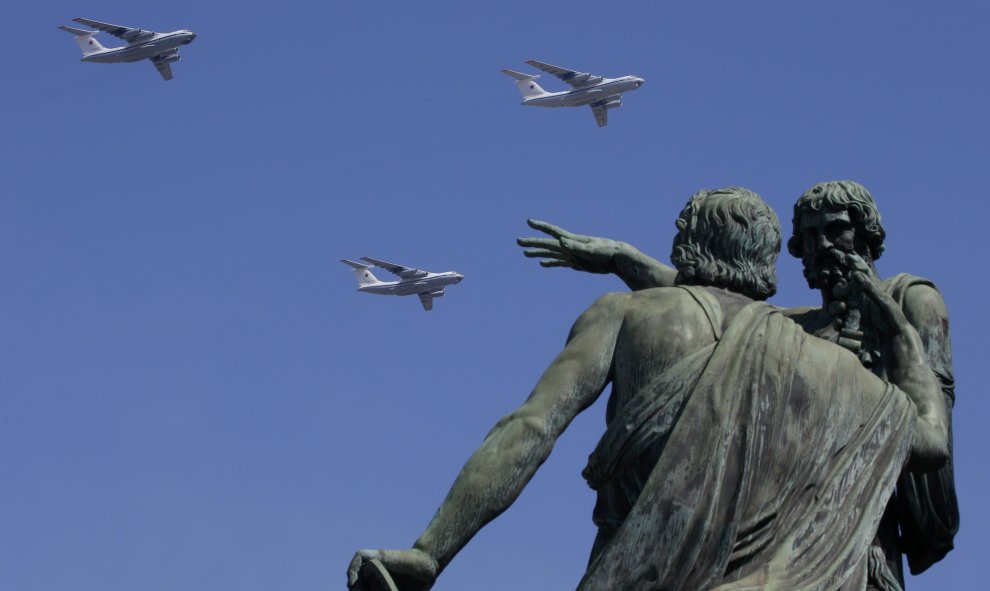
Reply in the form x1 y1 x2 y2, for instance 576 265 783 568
348 184 954 590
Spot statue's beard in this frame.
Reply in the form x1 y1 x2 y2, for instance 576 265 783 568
802 249 854 295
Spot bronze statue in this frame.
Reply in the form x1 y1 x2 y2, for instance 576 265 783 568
518 180 958 590
348 187 949 590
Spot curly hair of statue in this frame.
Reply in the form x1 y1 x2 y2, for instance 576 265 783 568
670 187 781 300
787 180 887 261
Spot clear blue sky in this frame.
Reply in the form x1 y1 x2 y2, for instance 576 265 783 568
2 2 987 590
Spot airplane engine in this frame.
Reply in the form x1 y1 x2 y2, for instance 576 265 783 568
605 98 622 110
158 54 182 64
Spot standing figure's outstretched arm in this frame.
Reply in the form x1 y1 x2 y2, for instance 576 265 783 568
518 219 676 291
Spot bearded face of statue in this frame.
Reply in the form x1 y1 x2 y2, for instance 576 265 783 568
796 209 865 294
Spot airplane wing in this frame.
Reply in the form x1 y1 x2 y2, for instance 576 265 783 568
418 288 444 312
150 50 178 81
590 95 621 127
73 17 156 43
526 60 603 88
591 102 608 127
360 257 429 280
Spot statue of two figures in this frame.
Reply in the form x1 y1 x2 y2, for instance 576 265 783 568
349 181 958 591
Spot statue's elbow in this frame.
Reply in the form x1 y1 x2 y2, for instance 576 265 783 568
511 412 553 444
491 410 555 450
906 451 948 473
907 425 949 473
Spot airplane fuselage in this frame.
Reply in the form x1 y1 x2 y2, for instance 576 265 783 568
358 272 463 296
522 76 644 107
82 30 197 63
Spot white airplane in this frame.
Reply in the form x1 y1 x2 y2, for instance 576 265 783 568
341 257 464 312
59 18 197 81
502 60 644 127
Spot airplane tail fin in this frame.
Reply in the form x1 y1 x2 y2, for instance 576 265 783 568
59 26 105 56
502 69 547 98
341 259 383 287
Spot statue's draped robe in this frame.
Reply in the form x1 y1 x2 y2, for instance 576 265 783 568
787 274 958 590
579 291 915 591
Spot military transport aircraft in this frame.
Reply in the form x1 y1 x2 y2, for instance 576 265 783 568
59 17 197 81
502 60 645 127
341 257 464 312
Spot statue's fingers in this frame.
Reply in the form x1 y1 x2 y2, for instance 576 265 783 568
540 260 575 268
560 235 591 250
832 249 869 273
517 237 564 251
846 253 871 274
523 248 568 260
830 249 850 266
527 219 574 239
832 249 877 293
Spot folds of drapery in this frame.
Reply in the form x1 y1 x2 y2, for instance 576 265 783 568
578 298 915 591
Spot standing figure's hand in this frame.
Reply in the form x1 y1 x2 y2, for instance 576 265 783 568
347 548 438 591
517 219 621 274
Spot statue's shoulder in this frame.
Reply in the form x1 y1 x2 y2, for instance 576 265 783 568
882 273 937 297
627 285 707 304
626 284 690 298
623 286 715 321
781 305 820 319
882 273 946 316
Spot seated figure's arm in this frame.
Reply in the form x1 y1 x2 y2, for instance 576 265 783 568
518 219 676 291
347 293 627 590
844 255 949 470
894 282 958 571
902 283 955 405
